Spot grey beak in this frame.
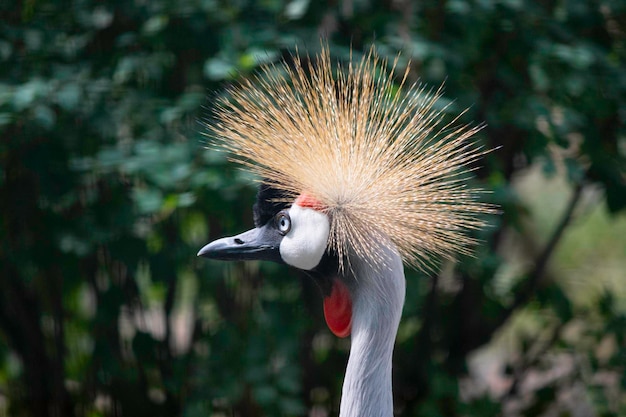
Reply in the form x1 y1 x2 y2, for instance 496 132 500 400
197 224 284 263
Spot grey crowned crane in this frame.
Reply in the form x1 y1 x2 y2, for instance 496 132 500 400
198 47 493 417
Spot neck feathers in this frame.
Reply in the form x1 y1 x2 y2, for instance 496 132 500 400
340 243 406 417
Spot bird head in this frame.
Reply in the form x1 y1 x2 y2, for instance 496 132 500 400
198 183 353 337
197 185 330 271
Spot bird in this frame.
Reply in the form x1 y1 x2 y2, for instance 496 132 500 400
198 46 493 417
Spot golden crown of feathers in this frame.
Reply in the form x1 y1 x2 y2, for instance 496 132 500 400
206 46 494 270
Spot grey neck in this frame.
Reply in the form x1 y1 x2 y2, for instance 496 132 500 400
339 244 406 417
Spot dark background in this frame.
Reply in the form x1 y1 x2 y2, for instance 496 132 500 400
1 0 625 416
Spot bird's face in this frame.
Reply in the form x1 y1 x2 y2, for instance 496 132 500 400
197 185 330 271
198 184 353 338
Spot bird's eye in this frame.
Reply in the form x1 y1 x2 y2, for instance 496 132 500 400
275 211 291 235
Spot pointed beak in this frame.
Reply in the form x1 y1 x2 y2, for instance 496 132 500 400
197 224 283 263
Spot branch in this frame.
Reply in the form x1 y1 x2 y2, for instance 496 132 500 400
505 320 566 399
501 182 584 325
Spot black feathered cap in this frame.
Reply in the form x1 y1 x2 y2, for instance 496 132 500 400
253 183 291 227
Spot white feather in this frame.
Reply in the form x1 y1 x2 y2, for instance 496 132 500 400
280 205 330 270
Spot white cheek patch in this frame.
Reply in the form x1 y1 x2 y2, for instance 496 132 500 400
280 205 330 270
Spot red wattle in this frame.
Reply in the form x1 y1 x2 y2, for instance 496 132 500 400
323 279 352 338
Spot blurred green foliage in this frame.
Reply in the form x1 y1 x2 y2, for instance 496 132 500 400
1 0 625 416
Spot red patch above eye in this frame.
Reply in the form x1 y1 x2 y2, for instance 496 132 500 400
295 193 326 211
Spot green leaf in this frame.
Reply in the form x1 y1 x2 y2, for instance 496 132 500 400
133 187 164 214
204 58 236 81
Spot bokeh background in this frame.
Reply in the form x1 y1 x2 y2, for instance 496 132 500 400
1 1 625 416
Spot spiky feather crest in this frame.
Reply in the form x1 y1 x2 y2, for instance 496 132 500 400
207 47 493 271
